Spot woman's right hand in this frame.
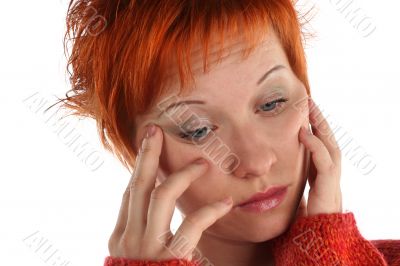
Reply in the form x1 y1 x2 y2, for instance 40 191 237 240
107 124 234 262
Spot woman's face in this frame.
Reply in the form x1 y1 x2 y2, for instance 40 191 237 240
134 28 310 242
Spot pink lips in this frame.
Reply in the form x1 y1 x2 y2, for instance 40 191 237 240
235 186 288 213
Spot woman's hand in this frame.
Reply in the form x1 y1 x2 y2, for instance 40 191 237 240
298 98 342 217
107 124 233 261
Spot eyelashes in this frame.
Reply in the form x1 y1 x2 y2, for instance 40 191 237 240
178 124 217 142
257 97 288 114
177 97 289 143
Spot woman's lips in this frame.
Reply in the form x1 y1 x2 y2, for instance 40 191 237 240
234 186 288 213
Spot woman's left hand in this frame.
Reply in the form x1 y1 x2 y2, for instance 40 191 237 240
298 97 342 217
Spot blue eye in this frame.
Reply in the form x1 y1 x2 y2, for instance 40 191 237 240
259 97 288 112
177 97 288 142
178 125 216 142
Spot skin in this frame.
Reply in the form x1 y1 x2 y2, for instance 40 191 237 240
108 28 342 266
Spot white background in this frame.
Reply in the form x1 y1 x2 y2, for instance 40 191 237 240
1 0 399 265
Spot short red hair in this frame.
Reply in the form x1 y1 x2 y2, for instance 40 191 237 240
55 0 314 172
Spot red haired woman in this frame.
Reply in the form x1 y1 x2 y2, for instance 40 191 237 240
59 0 400 265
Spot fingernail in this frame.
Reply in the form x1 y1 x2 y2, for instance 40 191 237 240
139 137 147 153
139 124 156 153
220 196 233 206
146 124 156 138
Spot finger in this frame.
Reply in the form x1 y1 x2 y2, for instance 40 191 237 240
299 126 334 176
144 159 209 244
308 98 341 163
308 156 318 187
110 154 141 238
126 124 163 236
300 127 340 199
168 197 233 260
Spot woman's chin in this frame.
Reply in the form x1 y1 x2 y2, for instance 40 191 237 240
203 206 295 243
238 211 293 242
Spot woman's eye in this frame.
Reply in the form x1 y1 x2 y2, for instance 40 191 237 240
259 97 288 113
178 125 216 142
176 98 288 142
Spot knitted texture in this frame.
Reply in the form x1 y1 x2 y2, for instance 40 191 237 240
371 240 400 265
104 212 400 266
271 212 388 265
104 257 198 266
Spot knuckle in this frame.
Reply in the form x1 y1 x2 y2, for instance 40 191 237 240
151 185 171 200
131 176 146 190
123 187 131 198
109 226 124 241
184 214 204 231
329 138 341 151
117 235 157 260
119 233 137 252
108 232 138 257
108 235 117 253
184 215 198 228
141 235 159 252
140 145 152 154
328 163 338 174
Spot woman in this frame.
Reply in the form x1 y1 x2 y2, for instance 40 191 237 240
58 0 400 265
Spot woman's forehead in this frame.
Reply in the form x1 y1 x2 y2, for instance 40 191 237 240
164 28 286 92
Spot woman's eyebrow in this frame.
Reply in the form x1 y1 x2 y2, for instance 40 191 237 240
156 64 285 118
257 64 286 86
157 100 205 118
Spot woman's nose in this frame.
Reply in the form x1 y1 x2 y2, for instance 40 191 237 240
230 131 277 179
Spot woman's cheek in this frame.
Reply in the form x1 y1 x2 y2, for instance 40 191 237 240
175 180 214 216
270 106 305 145
158 130 210 183
276 83 310 143
177 164 228 215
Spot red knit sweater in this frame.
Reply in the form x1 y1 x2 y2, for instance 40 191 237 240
104 212 400 265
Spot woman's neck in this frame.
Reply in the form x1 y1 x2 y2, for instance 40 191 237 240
195 231 275 266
